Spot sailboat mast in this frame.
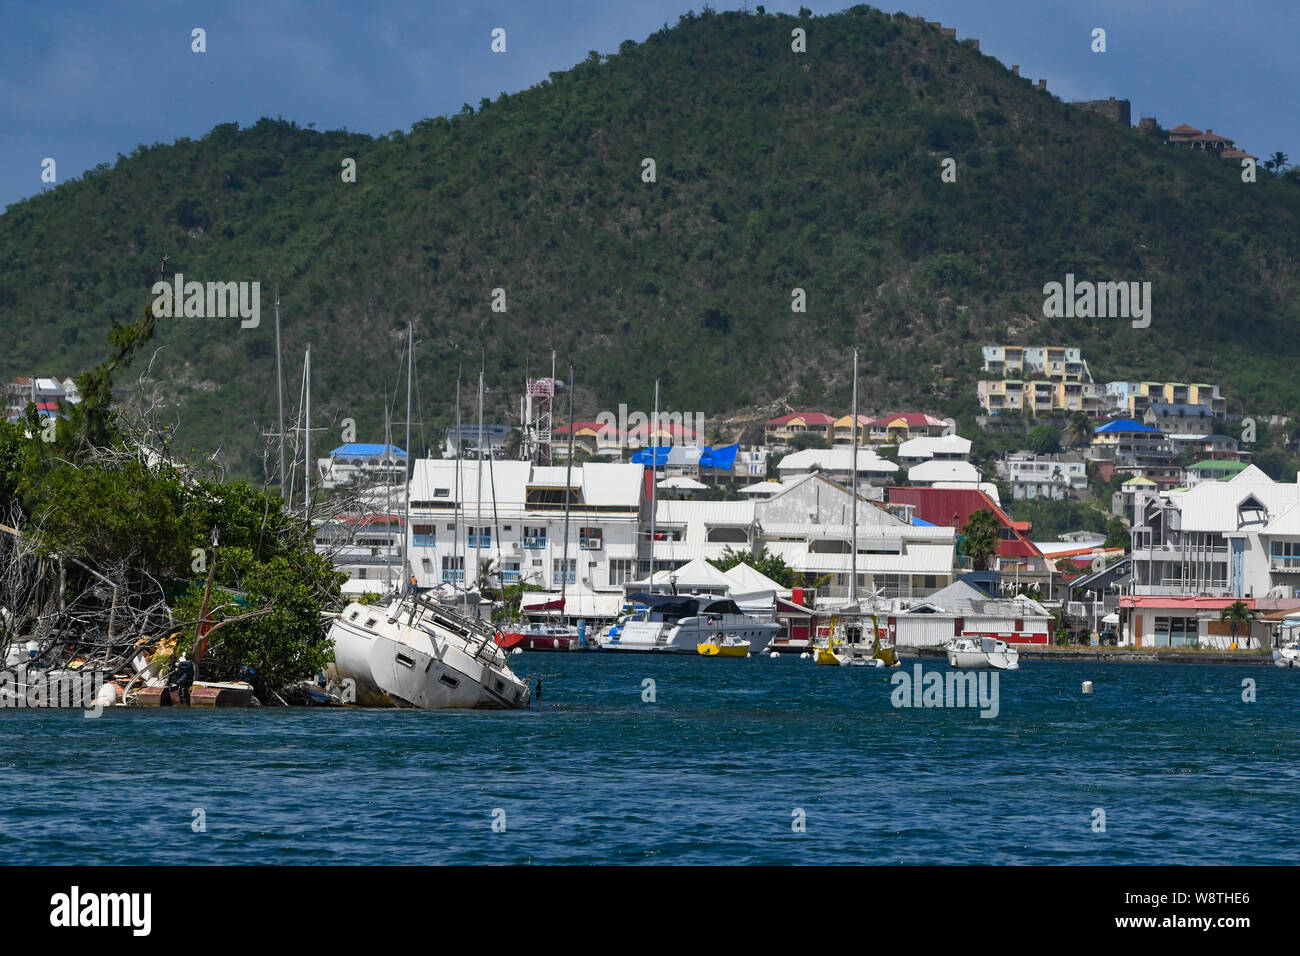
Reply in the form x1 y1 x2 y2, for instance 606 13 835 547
561 366 576 615
303 343 312 515
475 368 485 594
850 346 859 605
404 322 413 590
384 403 393 593
649 379 659 588
454 380 463 596
274 289 287 497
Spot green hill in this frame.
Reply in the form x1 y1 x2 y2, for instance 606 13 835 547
3 5 1299 476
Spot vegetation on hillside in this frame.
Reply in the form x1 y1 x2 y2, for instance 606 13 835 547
3 5 1299 479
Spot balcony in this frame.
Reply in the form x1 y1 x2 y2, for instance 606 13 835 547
466 534 491 548
441 569 464 583
412 534 436 547
523 536 547 549
1271 556 1300 573
501 569 522 584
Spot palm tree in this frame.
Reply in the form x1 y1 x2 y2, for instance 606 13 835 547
1263 151 1290 175
961 508 1001 571
1218 600 1257 650
1064 411 1093 448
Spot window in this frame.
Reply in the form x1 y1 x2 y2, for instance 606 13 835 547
706 526 749 543
1153 615 1198 647
1272 540 1300 568
467 525 491 548
524 526 547 549
434 488 450 498
552 558 576 586
412 523 436 547
441 555 464 583
502 562 521 584
580 527 603 549
609 559 634 586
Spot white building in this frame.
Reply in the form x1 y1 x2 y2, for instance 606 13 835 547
653 473 957 604
776 447 900 487
898 434 972 467
905 459 982 486
999 452 1088 500
317 443 407 490
1130 465 1300 599
407 459 646 617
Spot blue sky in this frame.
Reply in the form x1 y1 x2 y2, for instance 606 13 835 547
2 0 1296 211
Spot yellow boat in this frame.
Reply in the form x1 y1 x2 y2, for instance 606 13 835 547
814 614 899 667
697 634 751 657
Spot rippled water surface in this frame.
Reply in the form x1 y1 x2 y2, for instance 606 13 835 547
2 656 1297 864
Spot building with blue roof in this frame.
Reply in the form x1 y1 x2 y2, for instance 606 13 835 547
318 443 407 490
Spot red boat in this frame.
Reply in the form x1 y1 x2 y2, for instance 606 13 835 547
496 623 588 652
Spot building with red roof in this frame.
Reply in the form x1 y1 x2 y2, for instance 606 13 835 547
764 412 836 445
887 485 1048 572
867 412 949 442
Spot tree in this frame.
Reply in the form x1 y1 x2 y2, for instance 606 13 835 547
1218 600 1257 650
1104 517 1129 551
1025 424 1061 455
1063 412 1093 448
961 508 1000 571
1263 151 1289 175
707 545 798 587
502 428 524 460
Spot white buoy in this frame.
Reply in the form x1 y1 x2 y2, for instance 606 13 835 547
769 651 780 659
95 683 119 706
800 652 811 660
1082 681 1094 694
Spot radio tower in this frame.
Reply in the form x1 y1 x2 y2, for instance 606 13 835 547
521 350 558 465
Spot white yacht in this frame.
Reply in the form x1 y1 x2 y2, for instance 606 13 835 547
946 636 1020 670
1273 641 1300 668
327 594 531 709
597 594 780 654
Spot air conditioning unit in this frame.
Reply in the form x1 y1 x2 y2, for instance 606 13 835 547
511 542 521 551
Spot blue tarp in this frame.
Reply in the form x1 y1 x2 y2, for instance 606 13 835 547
911 516 937 527
631 446 671 466
633 444 739 470
700 444 738 471
1094 419 1160 435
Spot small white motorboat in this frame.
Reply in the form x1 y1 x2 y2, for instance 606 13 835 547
1273 641 1300 668
946 636 1020 670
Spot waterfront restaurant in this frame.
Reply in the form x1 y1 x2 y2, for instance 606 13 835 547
1118 595 1266 649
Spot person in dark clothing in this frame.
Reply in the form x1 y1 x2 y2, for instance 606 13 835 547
172 653 195 706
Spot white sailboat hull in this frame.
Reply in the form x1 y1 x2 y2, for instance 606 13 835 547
328 600 531 709
946 637 1020 671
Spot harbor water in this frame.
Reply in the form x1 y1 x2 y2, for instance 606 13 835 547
3 656 1297 865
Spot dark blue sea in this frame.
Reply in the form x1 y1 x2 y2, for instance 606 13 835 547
3 656 1297 865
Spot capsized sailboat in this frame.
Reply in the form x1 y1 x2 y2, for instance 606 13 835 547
327 593 531 709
